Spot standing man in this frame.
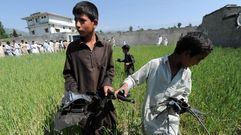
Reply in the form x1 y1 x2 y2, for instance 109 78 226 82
163 37 168 46
4 41 13 56
157 35 163 45
110 36 116 47
56 1 116 135
12 40 22 56
20 40 28 55
30 41 40 54
0 41 5 57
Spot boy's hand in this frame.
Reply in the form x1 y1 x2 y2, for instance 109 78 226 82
103 85 113 96
178 98 191 114
114 83 129 97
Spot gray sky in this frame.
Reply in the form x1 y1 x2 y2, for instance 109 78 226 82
0 0 240 32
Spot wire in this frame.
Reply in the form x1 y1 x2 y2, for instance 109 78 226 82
187 108 211 135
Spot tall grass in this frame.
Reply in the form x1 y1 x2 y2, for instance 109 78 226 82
180 47 241 135
0 53 65 135
0 45 240 135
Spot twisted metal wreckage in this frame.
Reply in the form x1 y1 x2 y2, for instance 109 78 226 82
54 91 210 135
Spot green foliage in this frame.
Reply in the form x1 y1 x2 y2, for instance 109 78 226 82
0 45 240 135
137 28 144 31
129 26 133 32
180 47 241 135
0 21 9 39
12 29 18 37
0 53 65 135
177 22 182 28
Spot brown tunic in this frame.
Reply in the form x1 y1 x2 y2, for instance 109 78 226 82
62 36 116 135
63 36 114 94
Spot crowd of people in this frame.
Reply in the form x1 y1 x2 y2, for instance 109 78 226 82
0 39 70 57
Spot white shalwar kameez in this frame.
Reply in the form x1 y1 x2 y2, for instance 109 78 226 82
123 56 192 135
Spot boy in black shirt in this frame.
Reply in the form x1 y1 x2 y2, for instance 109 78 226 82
117 45 135 77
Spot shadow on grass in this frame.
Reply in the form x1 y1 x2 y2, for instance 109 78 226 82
43 111 123 135
43 111 83 135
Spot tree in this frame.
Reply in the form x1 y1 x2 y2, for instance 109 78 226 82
177 22 182 28
129 26 133 32
99 30 103 34
12 29 18 37
0 21 8 39
138 28 144 31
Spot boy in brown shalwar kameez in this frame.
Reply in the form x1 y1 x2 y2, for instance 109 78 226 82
55 1 117 135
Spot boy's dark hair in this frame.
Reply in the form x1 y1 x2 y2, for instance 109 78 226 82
73 1 98 21
122 45 130 50
174 31 213 57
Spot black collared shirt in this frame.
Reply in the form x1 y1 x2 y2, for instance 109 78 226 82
63 35 114 94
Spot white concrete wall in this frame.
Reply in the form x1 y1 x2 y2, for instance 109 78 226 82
28 24 49 35
49 16 74 27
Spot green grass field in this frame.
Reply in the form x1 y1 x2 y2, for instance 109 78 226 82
0 45 240 135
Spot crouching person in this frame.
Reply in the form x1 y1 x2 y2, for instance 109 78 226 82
54 1 116 135
115 31 213 135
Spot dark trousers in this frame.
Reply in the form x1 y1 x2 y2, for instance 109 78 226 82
84 100 117 135
53 94 117 135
